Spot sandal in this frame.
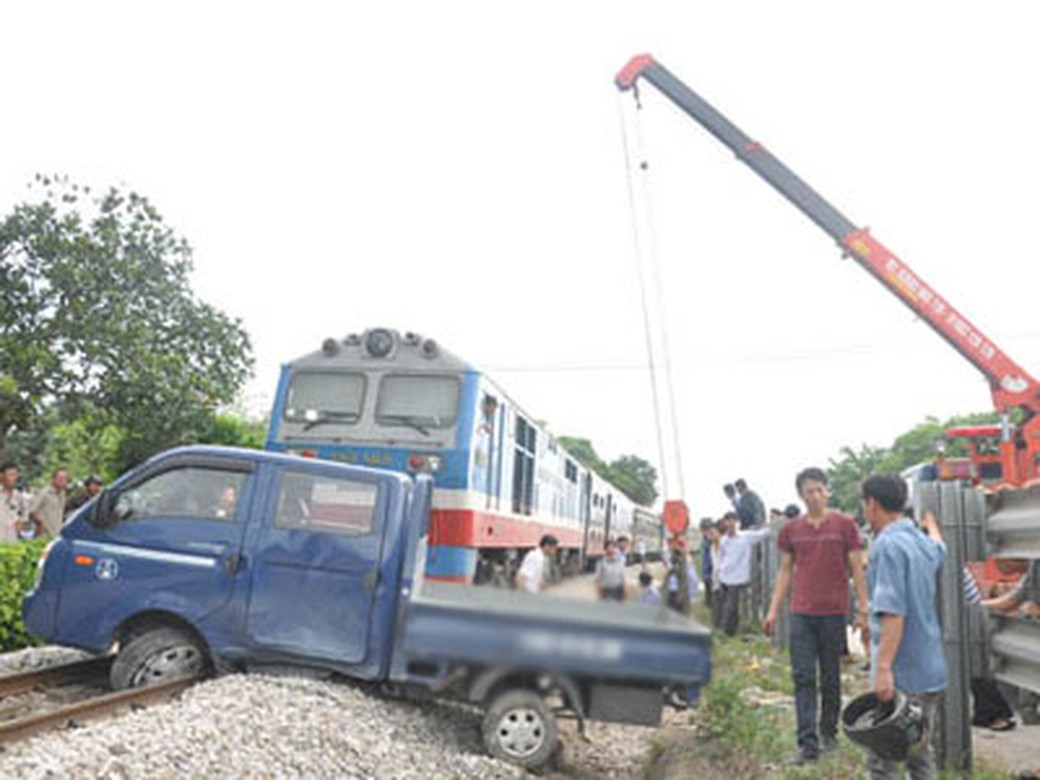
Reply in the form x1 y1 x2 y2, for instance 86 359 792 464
988 717 1016 731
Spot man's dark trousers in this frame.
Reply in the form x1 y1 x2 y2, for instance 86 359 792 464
789 612 845 754
720 583 747 637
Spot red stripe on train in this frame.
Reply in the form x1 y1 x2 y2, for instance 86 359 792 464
425 574 470 584
428 508 589 549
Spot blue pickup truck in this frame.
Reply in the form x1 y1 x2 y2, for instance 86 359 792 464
24 446 710 767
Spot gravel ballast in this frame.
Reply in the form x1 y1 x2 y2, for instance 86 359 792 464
0 667 665 778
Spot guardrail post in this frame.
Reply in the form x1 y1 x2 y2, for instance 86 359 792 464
922 482 972 773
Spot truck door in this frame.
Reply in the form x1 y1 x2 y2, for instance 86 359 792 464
244 462 391 664
56 454 255 637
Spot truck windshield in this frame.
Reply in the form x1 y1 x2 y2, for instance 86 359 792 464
376 374 459 431
283 372 366 426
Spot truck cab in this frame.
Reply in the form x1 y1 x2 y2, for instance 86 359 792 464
24 445 425 686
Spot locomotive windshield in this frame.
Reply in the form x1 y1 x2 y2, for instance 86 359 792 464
376 374 459 432
283 371 366 427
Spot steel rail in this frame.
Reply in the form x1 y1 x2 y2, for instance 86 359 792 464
0 675 195 744
0 656 114 698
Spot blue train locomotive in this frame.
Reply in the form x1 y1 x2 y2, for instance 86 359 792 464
265 328 663 582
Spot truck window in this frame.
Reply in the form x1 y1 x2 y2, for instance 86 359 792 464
283 371 366 425
114 467 246 522
376 374 459 430
274 470 378 536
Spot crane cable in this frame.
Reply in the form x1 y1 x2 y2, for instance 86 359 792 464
616 87 686 502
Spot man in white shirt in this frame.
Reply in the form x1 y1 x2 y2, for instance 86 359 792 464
1 460 28 543
717 510 771 636
516 534 559 594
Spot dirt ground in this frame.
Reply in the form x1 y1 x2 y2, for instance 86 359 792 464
973 720 1040 776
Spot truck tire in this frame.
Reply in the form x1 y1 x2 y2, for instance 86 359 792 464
110 626 210 690
481 689 558 769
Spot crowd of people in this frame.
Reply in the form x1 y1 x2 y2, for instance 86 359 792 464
513 468 1039 778
0 459 103 543
701 468 1039 778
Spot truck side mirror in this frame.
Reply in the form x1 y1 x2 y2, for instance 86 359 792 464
88 491 120 528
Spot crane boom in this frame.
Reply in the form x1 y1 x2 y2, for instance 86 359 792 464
616 54 1040 484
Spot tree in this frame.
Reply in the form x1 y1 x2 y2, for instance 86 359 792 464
0 176 253 469
607 454 658 507
826 443 891 515
825 410 1003 513
196 411 267 450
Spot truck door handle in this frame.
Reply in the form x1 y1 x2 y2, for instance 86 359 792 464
362 569 378 594
224 553 242 574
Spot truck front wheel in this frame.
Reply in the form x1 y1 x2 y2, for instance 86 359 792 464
481 689 558 769
110 626 210 690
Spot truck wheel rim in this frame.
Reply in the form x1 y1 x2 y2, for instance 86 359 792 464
132 644 203 687
496 707 546 759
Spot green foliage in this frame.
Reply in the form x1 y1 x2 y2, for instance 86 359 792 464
607 454 658 506
195 411 267 450
0 539 48 651
0 175 254 469
826 411 1001 513
557 435 658 506
557 436 609 478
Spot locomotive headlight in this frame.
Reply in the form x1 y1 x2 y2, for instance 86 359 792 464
365 328 396 358
420 339 438 359
407 454 442 473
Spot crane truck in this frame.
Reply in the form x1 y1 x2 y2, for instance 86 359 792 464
615 54 1040 489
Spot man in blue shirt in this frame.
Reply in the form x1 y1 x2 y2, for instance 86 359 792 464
860 473 946 780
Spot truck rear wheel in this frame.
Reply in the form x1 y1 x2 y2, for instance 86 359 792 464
110 626 210 690
481 689 558 769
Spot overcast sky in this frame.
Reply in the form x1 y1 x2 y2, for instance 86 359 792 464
3 2 1040 517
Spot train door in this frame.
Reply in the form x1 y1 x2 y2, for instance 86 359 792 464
579 472 592 567
486 397 503 513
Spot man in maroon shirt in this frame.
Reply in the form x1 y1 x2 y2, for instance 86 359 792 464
764 467 868 764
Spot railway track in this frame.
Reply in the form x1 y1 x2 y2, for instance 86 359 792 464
0 656 194 745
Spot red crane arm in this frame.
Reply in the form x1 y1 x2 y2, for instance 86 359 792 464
615 54 1040 418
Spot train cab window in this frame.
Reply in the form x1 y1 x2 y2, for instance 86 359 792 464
377 374 459 431
275 470 378 536
283 371 365 426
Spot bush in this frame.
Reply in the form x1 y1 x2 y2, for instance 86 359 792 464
0 539 48 651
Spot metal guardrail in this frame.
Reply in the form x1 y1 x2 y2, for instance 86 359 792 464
984 485 1040 717
986 484 1040 559
990 615 1040 694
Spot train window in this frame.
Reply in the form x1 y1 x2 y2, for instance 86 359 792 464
283 371 365 426
376 374 459 430
565 460 578 483
512 416 537 515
